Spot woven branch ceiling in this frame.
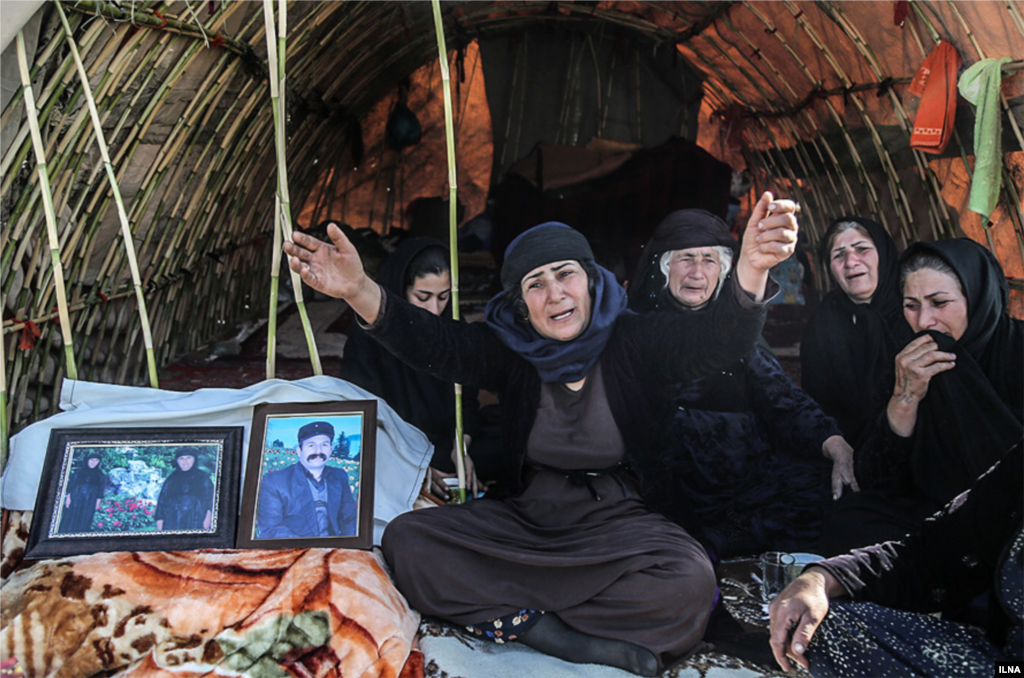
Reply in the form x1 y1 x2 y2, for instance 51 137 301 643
1 0 1022 432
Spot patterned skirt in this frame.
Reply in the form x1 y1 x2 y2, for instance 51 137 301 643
806 600 1007 677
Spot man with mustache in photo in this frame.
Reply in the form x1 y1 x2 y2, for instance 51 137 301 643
257 421 358 539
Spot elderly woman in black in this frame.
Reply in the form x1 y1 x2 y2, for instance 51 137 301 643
821 238 1023 555
284 193 798 676
800 218 908 446
629 209 855 559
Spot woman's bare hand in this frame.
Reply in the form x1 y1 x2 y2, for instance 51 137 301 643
450 436 489 497
736 192 800 299
887 335 956 436
283 223 383 322
769 568 842 671
822 435 859 500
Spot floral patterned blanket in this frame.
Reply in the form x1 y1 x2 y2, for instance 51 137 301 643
0 515 422 678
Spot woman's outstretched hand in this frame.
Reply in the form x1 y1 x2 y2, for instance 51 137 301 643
283 222 383 323
736 192 800 300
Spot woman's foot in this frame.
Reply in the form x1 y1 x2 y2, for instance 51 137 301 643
518 612 660 676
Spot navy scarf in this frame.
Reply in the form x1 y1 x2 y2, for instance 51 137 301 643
484 265 628 383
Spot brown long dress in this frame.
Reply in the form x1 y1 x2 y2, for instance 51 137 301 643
381 364 716 661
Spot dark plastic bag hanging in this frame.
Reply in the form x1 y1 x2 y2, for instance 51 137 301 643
386 102 422 150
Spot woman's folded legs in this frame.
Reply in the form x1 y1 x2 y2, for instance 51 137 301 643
382 505 717 673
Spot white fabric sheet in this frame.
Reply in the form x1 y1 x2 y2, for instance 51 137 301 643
0 377 433 545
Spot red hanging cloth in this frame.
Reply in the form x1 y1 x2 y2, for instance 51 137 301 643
909 41 961 154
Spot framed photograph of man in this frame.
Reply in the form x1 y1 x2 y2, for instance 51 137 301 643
24 427 242 559
237 400 377 550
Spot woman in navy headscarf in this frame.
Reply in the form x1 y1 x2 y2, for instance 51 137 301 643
284 193 799 675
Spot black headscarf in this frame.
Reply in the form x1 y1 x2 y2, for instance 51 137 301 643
898 239 1024 505
375 237 451 307
484 223 628 383
340 237 476 470
155 449 213 531
801 217 909 444
628 209 738 314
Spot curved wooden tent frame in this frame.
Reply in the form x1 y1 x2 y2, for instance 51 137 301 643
1 0 1022 465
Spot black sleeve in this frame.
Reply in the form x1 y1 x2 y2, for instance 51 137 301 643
363 286 518 394
338 324 386 398
815 442 1023 614
746 346 842 457
624 274 776 384
854 412 914 494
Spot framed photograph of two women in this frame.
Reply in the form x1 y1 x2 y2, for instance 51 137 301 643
237 400 377 550
25 427 243 559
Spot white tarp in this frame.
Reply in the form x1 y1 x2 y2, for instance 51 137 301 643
0 1 45 154
0 0 46 54
0 376 434 546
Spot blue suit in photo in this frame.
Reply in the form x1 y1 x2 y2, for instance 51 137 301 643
257 462 358 539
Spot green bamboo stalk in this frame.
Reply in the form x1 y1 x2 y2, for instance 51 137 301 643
263 0 322 376
61 0 250 56
17 31 78 381
53 2 158 388
11 346 27 437
431 0 468 503
268 193 282 379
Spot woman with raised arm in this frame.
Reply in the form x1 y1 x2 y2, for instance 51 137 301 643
629 209 855 559
284 193 798 676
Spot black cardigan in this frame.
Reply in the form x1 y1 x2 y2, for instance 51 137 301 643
364 274 773 529
816 441 1023 649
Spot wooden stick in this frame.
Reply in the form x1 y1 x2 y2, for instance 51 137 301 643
16 31 78 381
432 0 468 503
54 1 159 387
263 0 322 375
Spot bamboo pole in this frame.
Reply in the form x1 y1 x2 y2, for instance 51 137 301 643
61 0 251 56
268 194 283 379
16 31 78 381
432 0 468 503
53 1 158 388
264 0 322 376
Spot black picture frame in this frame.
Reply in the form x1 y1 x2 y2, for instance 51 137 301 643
237 400 377 550
25 427 242 559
